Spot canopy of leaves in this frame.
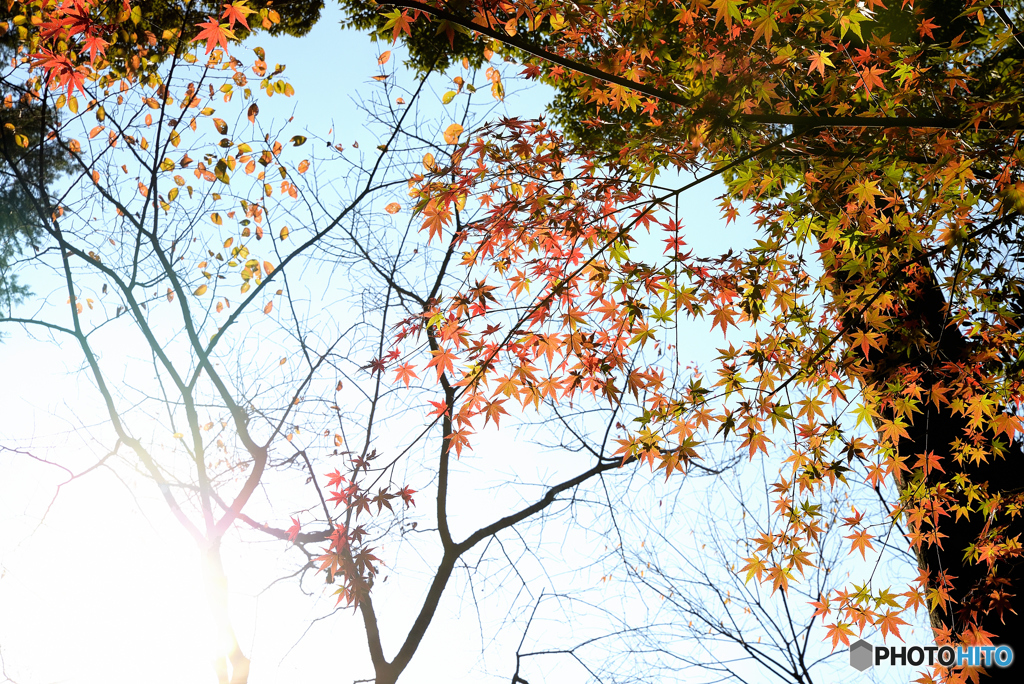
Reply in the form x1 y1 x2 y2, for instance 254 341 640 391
371 0 1024 678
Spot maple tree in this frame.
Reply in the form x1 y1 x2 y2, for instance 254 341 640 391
0 2 701 683
340 0 1024 681
6 0 1024 681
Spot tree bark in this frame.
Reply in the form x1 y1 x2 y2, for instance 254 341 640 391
855 265 1024 679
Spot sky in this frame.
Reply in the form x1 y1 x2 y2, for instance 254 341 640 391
0 5 933 684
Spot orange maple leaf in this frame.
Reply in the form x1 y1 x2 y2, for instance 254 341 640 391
481 398 509 428
426 346 458 380
810 593 831 621
846 529 876 560
825 622 855 649
808 50 833 77
221 1 254 29
855 66 888 94
394 362 418 387
876 610 909 641
192 16 236 55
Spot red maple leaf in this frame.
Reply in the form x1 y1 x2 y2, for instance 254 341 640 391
363 357 386 375
324 468 347 489
286 516 301 541
353 547 381 577
81 33 108 63
192 16 235 55
427 400 449 418
42 2 93 41
221 1 254 29
399 486 416 508
31 50 89 97
917 16 939 40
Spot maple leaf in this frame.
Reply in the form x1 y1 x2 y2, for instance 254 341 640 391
810 593 831 621
286 516 301 542
808 51 833 77
878 416 910 445
481 398 509 428
445 426 473 457
315 549 342 576
394 362 418 387
221 1 254 29
81 33 109 63
326 488 349 508
362 357 386 375
399 485 416 508
354 546 381 577
426 346 458 380
372 488 395 513
381 8 413 42
855 66 888 94
31 50 89 97
739 555 765 582
842 507 866 528
846 529 876 560
876 610 909 641
767 565 792 594
710 0 744 30
351 491 372 517
427 400 449 418
192 16 236 55
325 468 347 489
826 622 856 649
917 16 939 40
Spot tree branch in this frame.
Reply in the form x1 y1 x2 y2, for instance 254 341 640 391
381 0 1014 130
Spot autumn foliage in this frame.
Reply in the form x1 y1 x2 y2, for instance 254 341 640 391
7 0 1024 682
375 0 1024 681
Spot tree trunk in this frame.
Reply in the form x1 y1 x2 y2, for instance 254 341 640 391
858 265 1024 679
204 540 251 684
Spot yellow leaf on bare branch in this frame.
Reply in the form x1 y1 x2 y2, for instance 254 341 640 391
443 124 463 145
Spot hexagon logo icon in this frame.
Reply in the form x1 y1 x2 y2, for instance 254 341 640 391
850 639 874 671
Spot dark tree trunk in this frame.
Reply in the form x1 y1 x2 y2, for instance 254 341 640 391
859 265 1024 679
